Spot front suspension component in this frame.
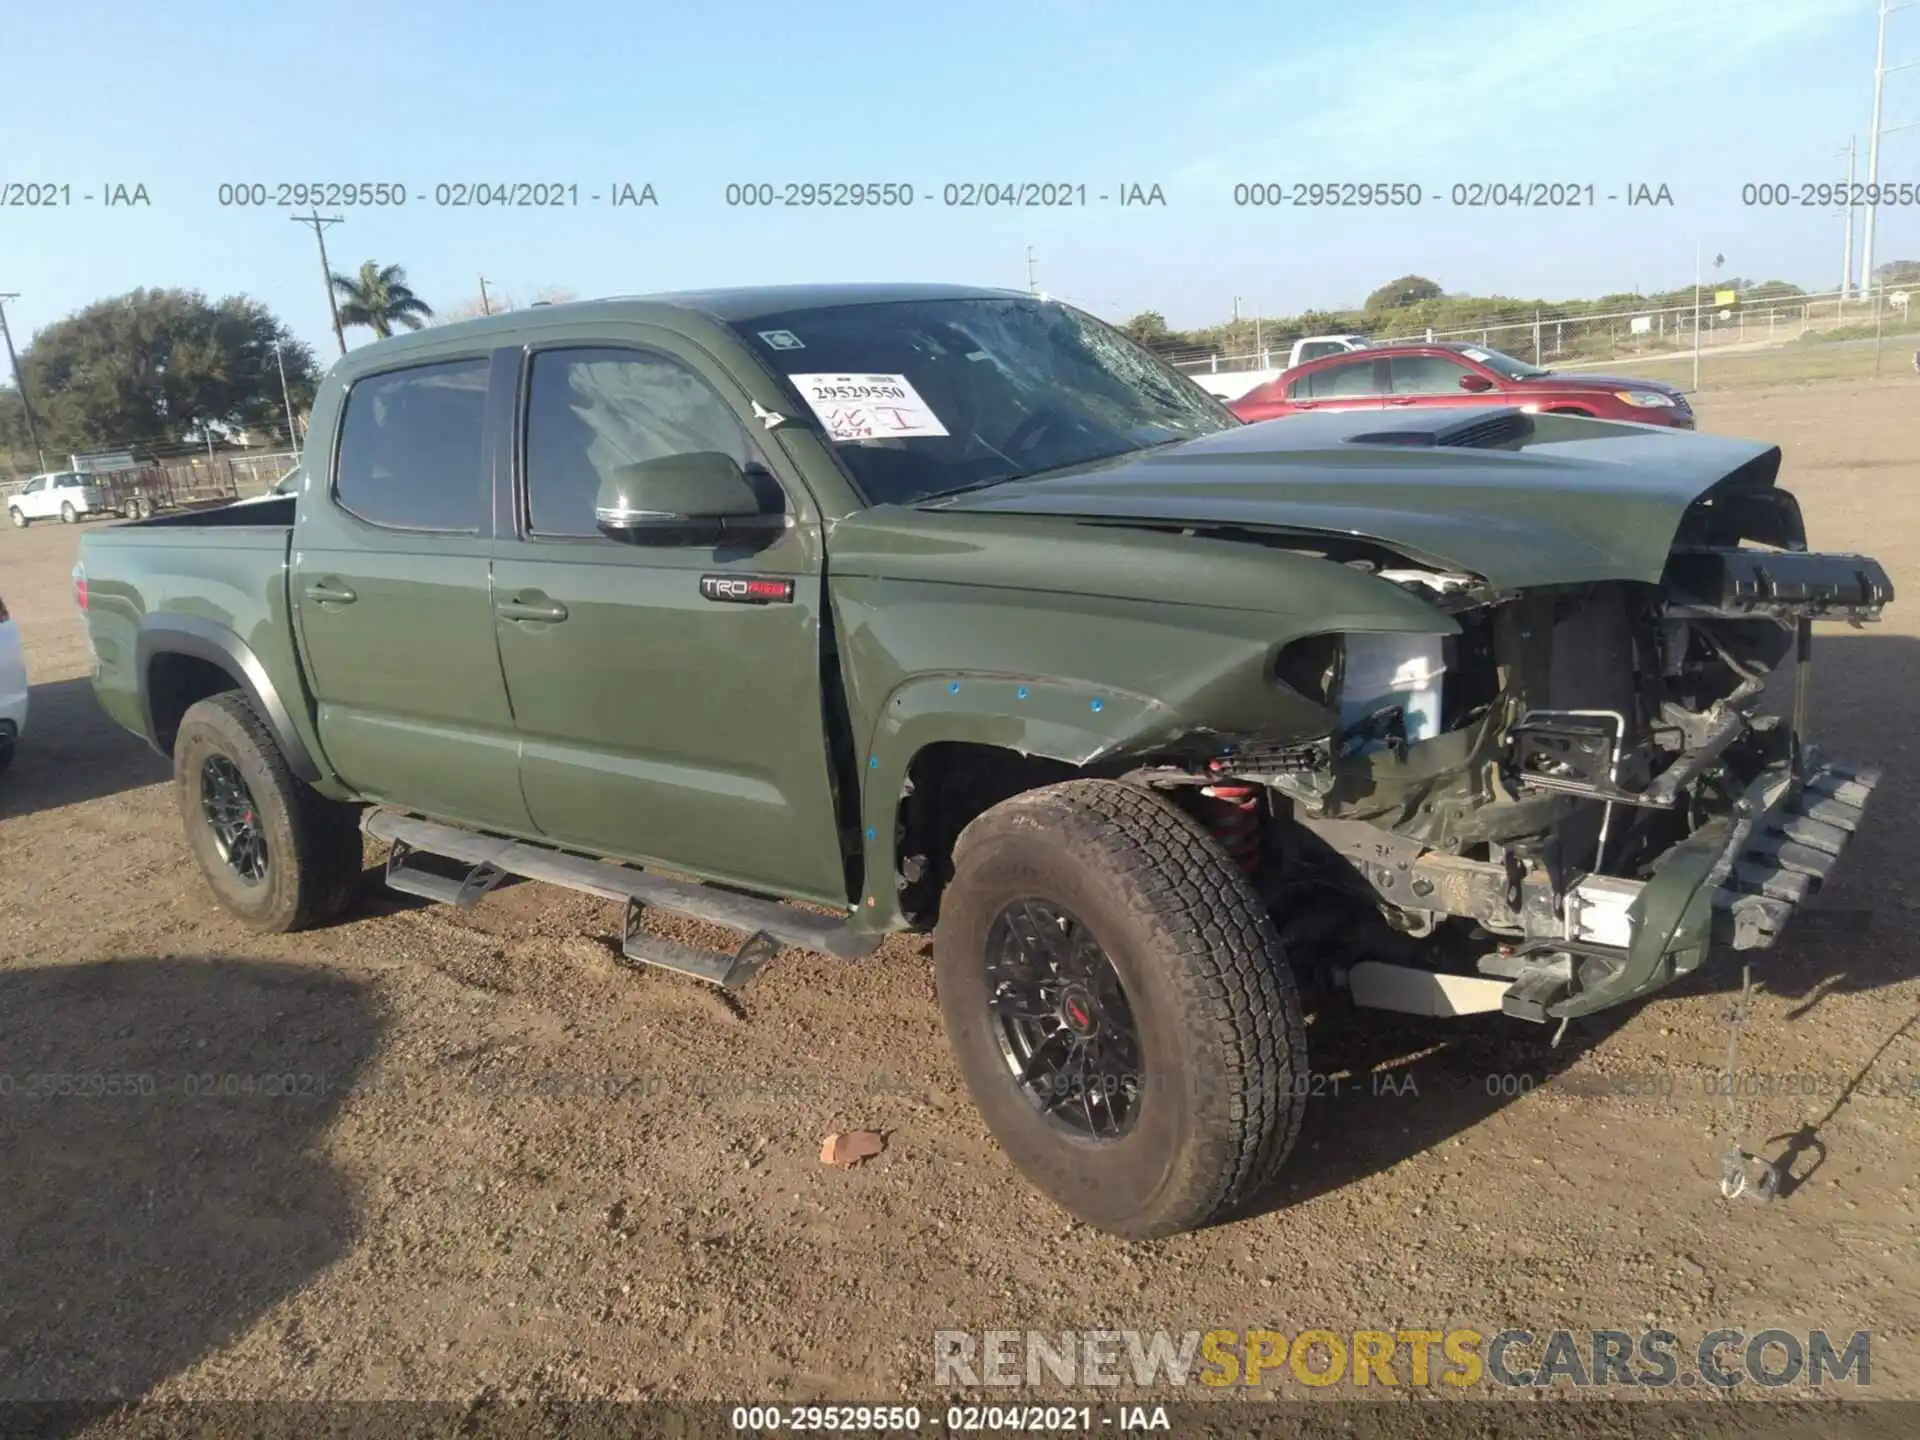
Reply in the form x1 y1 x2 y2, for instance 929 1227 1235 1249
1190 782 1262 874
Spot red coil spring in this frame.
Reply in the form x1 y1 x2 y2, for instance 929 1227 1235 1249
1195 783 1262 874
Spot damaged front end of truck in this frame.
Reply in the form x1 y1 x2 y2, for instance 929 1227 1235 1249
1144 421 1892 1024
921 407 1896 1026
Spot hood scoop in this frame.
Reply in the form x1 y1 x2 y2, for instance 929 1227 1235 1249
1346 408 1535 450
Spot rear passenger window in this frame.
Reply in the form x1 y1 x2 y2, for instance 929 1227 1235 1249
522 347 762 537
334 359 490 531
1298 359 1380 399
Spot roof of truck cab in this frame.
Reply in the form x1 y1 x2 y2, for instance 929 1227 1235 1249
335 283 1031 369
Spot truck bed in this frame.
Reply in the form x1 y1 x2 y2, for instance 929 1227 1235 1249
77 507 306 765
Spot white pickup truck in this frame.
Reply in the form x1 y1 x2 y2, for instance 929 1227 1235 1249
1187 334 1369 402
7 471 111 527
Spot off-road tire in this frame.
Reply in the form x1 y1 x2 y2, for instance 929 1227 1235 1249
59 501 76 523
174 692 363 932
933 778 1308 1239
8 508 25 529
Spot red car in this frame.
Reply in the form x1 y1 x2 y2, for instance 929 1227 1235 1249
1229 341 1695 429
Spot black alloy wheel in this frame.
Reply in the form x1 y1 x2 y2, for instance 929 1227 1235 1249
984 897 1143 1140
200 753 269 883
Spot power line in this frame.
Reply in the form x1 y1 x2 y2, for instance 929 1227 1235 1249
291 212 348 355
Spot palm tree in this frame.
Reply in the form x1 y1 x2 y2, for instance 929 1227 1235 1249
329 261 434 340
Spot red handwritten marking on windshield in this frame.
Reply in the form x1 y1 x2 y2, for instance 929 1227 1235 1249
827 409 875 438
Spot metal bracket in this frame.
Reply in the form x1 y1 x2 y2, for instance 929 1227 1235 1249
619 897 782 989
383 838 508 910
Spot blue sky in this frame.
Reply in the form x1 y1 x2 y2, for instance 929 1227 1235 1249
2 0 1914 354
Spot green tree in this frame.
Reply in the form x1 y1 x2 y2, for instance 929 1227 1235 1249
11 288 319 455
1363 275 1444 312
1119 310 1172 345
330 261 435 340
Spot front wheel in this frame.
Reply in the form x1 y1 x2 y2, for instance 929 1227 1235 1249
173 692 364 931
7 508 24 529
933 779 1308 1239
59 501 76 523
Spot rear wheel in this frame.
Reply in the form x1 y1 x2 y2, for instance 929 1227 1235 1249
933 778 1308 1239
173 692 363 931
59 501 76 523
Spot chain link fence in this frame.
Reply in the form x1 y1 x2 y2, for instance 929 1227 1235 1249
1166 286 1917 383
0 450 296 504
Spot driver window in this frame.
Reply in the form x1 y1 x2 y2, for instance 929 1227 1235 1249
523 347 775 538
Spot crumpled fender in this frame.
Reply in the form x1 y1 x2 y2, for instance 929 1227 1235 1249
848 672 1180 932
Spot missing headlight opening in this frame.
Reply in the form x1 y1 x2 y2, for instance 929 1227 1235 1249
1156 513 1891 1031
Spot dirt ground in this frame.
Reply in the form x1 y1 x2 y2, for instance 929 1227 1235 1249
2 379 1918 1418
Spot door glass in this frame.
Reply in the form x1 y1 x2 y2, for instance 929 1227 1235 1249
1306 359 1382 399
522 348 763 537
1389 355 1475 395
334 359 490 531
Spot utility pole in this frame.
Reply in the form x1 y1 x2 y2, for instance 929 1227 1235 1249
273 339 301 449
1860 0 1920 299
1842 136 1858 298
292 213 348 355
1025 246 1037 295
479 276 493 316
0 295 47 472
1692 242 1703 393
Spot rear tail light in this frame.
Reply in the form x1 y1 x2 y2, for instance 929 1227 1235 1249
72 563 87 611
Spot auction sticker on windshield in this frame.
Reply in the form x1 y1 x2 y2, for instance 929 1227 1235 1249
788 373 951 440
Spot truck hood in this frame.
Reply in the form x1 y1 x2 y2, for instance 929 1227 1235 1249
927 409 1782 590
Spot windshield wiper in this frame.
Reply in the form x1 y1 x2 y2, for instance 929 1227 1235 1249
916 474 1021 504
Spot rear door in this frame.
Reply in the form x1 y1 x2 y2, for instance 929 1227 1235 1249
488 334 850 906
290 351 535 833
1287 356 1388 414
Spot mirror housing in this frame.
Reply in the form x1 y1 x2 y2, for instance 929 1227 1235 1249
1458 374 1495 393
594 451 777 542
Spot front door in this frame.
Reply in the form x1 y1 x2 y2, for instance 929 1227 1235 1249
15 475 50 520
291 353 533 833
1383 352 1504 413
490 340 850 907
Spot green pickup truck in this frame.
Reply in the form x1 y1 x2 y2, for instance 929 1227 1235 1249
76 283 1892 1237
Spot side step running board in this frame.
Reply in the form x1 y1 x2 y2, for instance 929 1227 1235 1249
363 809 879 988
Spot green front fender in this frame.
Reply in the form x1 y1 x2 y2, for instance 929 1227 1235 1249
847 672 1183 934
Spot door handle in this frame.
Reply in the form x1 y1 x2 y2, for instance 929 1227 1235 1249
497 596 569 624
304 580 357 604
1387 397 1418 405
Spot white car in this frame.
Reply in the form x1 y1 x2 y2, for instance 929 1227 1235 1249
0 588 25 773
8 470 109 526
